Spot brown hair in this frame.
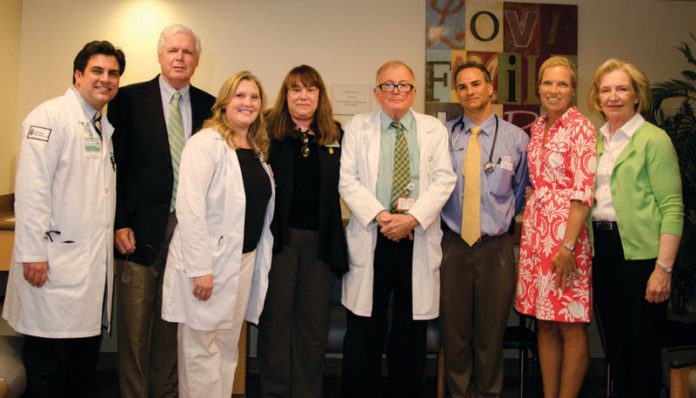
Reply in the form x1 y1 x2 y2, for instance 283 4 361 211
202 71 269 159
267 65 340 146
453 61 492 83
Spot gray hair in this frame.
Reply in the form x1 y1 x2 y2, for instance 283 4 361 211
157 24 201 56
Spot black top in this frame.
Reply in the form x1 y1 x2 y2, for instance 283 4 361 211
288 133 321 229
236 149 272 253
268 122 349 276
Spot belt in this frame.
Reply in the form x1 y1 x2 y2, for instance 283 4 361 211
441 222 502 243
593 221 617 231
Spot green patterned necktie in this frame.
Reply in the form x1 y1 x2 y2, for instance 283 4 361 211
390 121 410 212
168 91 184 211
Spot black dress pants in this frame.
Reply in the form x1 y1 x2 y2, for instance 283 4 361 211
341 232 427 398
593 226 666 398
22 334 102 398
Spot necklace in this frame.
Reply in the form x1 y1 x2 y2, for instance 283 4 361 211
294 126 315 158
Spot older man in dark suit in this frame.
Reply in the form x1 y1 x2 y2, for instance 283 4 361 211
108 24 215 398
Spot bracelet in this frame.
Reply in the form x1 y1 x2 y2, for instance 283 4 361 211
656 260 673 273
561 241 575 251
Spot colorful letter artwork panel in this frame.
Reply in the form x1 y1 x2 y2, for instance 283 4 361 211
425 1 578 133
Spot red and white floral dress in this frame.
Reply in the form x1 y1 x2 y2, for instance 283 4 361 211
514 106 596 322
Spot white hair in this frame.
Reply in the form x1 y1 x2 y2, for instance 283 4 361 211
157 24 201 56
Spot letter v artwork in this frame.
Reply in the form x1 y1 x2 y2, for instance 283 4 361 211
425 0 578 134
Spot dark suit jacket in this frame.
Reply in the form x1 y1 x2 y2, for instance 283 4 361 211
108 75 215 265
268 124 349 276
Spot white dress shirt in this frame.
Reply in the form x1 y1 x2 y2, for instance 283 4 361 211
593 113 645 221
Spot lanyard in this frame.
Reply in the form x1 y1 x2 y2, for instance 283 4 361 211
450 114 499 172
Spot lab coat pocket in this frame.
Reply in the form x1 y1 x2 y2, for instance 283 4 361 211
212 235 240 279
345 219 371 268
168 232 185 271
423 155 434 186
427 226 444 270
46 240 89 288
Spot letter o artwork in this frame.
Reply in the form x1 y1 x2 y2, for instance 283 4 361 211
470 11 500 42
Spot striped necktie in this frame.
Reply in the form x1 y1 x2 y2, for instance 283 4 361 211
92 111 102 139
168 91 184 212
461 126 481 246
390 121 410 213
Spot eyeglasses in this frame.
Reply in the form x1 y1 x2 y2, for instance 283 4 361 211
377 82 415 93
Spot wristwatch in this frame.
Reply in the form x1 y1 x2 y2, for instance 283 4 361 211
561 241 575 251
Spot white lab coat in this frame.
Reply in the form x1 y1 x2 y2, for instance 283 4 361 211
339 109 456 320
162 128 275 330
2 88 116 338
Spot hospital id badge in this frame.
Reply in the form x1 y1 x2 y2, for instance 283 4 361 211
84 136 102 157
396 197 415 212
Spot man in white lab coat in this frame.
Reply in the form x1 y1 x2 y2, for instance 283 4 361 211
339 60 455 398
2 41 124 398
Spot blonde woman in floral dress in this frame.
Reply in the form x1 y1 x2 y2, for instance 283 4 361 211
514 56 596 398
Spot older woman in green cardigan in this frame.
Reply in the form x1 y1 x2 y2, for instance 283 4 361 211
589 58 683 398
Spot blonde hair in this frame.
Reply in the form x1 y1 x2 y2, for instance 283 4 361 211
375 60 415 83
588 58 651 120
538 56 578 90
202 71 269 159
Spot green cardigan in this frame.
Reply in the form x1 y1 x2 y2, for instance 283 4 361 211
596 121 683 259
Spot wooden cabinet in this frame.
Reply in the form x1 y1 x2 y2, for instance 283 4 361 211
0 229 13 272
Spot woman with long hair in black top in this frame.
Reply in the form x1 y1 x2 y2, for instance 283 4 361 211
258 65 348 398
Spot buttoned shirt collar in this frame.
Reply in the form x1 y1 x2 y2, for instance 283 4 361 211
599 113 644 143
379 109 415 134
159 74 191 105
159 74 193 140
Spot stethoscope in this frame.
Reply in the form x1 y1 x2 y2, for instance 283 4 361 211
449 115 499 172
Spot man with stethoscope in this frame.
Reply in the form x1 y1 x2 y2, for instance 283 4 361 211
438 61 530 398
2 41 124 397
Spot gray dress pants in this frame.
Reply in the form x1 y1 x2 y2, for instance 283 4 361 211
258 228 334 398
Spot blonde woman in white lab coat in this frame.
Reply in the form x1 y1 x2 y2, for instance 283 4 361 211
162 71 275 398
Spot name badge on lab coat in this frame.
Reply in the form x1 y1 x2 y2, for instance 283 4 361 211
84 135 102 157
396 196 415 212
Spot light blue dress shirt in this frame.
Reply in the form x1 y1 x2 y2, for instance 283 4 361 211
159 74 193 140
375 110 420 211
441 113 530 237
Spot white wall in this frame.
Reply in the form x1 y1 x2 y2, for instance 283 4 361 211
16 0 696 132
17 0 428 127
0 0 22 195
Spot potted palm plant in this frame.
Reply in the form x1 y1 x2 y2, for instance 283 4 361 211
648 33 696 322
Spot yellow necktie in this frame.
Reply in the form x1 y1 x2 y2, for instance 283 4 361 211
461 126 481 246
